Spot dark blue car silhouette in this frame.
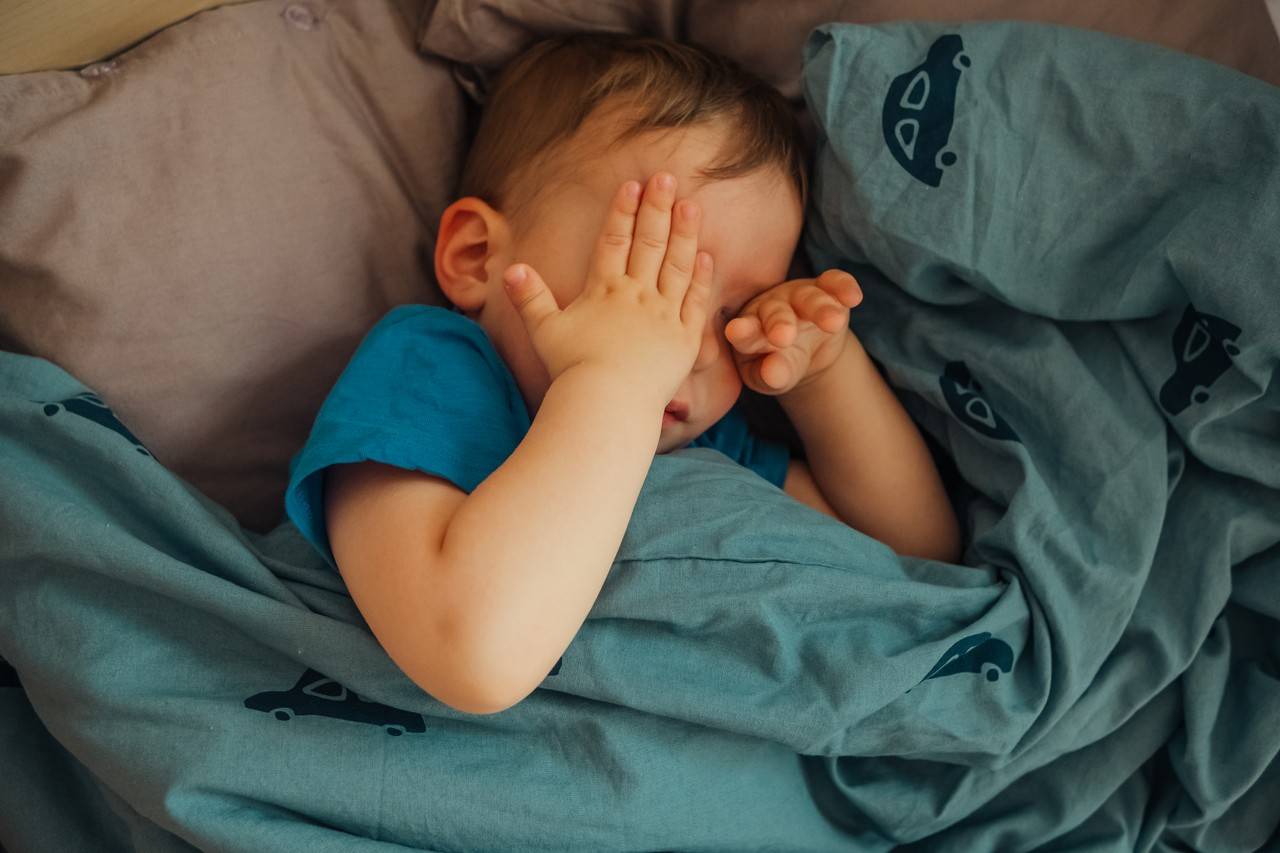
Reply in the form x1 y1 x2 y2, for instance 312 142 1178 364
244 668 426 736
882 34 970 187
1158 303 1241 416
42 391 152 456
921 632 1014 684
939 360 1019 442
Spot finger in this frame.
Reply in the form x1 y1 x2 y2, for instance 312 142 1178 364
817 269 864 308
627 172 677 285
502 263 559 332
590 180 642 282
681 251 714 329
758 351 792 390
757 300 797 348
658 197 700 300
743 350 793 392
725 316 772 355
795 284 848 333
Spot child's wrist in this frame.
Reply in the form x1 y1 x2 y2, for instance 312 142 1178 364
553 363 668 416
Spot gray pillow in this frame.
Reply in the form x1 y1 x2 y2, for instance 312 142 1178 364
418 0 1280 101
0 0 465 532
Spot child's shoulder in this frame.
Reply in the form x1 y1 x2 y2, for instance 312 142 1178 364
360 304 487 348
323 302 520 422
351 304 508 384
374 303 473 333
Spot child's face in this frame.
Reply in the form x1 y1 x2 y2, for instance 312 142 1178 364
451 113 803 454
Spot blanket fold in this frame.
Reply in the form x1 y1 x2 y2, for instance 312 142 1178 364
2 18 1278 853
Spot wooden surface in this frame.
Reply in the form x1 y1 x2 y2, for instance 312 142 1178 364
0 0 253 74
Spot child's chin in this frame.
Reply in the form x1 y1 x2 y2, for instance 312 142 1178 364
656 432 691 455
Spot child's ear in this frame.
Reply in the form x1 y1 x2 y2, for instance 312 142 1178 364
434 197 512 316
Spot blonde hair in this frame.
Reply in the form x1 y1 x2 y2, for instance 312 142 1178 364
457 32 809 236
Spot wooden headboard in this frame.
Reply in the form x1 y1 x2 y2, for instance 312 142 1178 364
0 0 253 75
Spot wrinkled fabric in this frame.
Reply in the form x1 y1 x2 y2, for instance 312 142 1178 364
800 21 1279 850
2 17 1279 853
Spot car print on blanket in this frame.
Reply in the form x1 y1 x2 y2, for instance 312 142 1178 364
912 632 1014 691
940 360 1021 442
1158 303 1242 416
244 668 426 736
40 392 152 457
882 34 969 187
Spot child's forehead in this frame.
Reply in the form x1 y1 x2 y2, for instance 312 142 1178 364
578 140 790 215
595 122 736 190
555 156 795 248
538 105 793 211
539 114 803 287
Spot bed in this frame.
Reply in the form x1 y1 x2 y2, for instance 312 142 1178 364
2 1 1279 850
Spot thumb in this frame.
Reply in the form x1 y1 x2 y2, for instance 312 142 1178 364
502 263 558 331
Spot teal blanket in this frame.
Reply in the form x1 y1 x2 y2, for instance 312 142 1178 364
3 21 1278 852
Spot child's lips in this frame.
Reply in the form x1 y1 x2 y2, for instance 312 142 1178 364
663 400 689 421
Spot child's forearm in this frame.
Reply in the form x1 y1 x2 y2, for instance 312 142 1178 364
438 365 662 711
778 333 962 562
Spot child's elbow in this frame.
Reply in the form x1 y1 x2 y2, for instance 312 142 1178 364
394 630 528 717
445 661 536 716
412 663 525 717
465 689 531 716
445 693 520 717
411 630 546 716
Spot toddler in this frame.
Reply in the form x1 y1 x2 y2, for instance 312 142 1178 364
284 33 961 716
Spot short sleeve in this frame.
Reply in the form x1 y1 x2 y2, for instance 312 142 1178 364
688 398 791 489
283 305 531 570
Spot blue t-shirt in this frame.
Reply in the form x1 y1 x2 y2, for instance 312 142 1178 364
284 305 791 569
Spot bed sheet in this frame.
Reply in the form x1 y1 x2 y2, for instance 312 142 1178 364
3 17 1278 852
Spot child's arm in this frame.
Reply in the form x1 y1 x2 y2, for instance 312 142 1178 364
327 368 665 716
725 269 961 563
326 172 713 716
778 331 962 563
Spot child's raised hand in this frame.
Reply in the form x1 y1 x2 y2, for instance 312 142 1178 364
500 172 713 413
724 269 863 396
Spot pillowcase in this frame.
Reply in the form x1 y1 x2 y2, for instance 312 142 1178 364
417 0 1280 102
0 0 464 533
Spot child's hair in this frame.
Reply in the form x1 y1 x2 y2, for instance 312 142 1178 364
457 31 809 238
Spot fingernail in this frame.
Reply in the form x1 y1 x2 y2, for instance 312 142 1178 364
624 181 640 201
657 173 675 191
504 265 526 287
